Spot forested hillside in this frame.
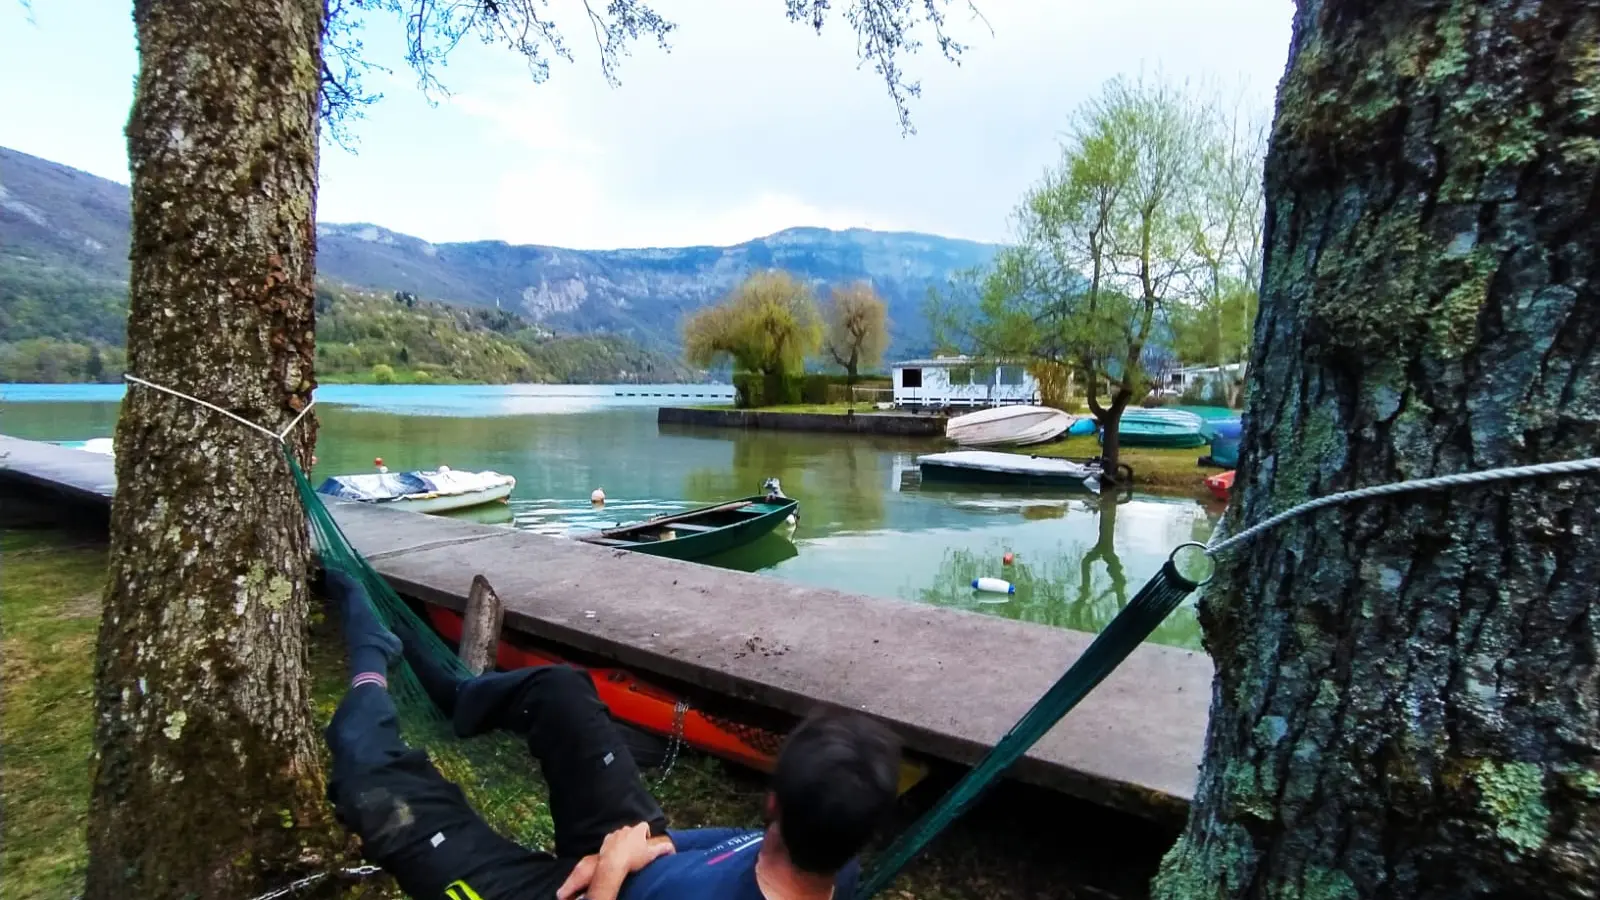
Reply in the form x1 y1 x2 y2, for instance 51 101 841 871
3 146 997 369
0 268 694 383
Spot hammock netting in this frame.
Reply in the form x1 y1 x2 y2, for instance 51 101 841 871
290 451 558 847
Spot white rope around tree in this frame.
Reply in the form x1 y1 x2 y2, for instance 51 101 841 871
1207 456 1600 557
123 374 315 443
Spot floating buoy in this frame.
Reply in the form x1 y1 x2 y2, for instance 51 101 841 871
1003 552 1015 566
591 488 606 504
438 464 451 473
972 577 1015 594
374 456 387 474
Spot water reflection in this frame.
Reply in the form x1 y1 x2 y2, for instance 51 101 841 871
670 425 917 535
2 386 1217 648
913 496 1206 650
700 530 801 572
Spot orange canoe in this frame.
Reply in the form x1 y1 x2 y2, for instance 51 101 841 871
425 606 928 793
427 606 780 771
1205 469 1235 502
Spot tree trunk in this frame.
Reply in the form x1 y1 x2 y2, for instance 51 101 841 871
86 0 327 894
1154 4 1599 899
1096 390 1131 482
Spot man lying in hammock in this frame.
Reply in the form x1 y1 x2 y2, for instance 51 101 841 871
322 568 902 900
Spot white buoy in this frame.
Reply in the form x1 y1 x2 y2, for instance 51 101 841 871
591 488 606 504
785 514 797 526
972 577 1015 595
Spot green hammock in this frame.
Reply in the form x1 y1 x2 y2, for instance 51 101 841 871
289 450 559 845
854 547 1210 897
286 445 1211 894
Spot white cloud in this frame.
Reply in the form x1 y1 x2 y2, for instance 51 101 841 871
3 0 1295 250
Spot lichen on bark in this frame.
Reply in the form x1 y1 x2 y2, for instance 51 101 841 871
1152 3 1600 899
84 0 332 895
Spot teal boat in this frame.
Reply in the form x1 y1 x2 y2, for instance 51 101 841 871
1109 409 1208 448
577 495 799 561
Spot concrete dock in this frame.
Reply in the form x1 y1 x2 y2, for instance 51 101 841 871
0 434 1213 823
658 406 948 436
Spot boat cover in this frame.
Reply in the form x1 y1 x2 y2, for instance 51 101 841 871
316 469 512 502
917 450 1100 479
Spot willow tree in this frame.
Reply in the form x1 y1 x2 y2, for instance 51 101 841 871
968 76 1205 476
88 1 977 896
683 270 823 406
822 281 890 389
1153 4 1599 899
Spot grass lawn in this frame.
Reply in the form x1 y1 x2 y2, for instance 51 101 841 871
1 528 1170 900
1021 436 1220 494
1 531 104 899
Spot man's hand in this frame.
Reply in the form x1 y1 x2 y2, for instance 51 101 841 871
555 823 675 900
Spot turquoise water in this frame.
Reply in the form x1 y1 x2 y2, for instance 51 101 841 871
1 383 1218 649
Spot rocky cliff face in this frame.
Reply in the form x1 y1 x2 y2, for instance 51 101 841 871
313 222 996 353
4 146 997 356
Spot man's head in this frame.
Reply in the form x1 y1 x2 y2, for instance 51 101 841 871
766 710 901 875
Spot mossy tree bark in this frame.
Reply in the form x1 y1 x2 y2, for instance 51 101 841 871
1154 3 1599 899
85 0 326 895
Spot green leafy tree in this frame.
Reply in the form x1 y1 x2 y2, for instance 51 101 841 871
85 344 105 381
821 281 890 389
1166 95 1266 405
683 270 823 406
972 76 1206 476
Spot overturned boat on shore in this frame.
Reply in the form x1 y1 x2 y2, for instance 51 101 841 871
945 405 1076 447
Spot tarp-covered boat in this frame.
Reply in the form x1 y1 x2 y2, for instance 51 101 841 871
945 405 1075 447
918 450 1102 491
316 466 516 513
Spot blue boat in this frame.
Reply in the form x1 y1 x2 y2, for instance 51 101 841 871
1108 409 1208 448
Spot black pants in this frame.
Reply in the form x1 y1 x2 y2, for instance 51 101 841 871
326 666 669 900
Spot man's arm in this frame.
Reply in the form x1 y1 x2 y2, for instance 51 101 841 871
556 823 675 900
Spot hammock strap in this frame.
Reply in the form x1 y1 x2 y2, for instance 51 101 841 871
855 552 1204 898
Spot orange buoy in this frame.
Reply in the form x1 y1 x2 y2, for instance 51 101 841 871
1003 552 1015 565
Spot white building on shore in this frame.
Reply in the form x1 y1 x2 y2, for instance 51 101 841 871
890 356 1039 409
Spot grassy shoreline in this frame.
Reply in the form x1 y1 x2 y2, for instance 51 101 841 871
1020 436 1222 493
684 403 1230 494
2 528 1174 900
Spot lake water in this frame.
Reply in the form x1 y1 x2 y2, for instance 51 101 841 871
0 383 1219 650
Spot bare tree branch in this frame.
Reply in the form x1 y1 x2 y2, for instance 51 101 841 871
784 0 988 134
321 1 982 140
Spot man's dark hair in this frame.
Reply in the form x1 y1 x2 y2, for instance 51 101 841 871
771 709 902 874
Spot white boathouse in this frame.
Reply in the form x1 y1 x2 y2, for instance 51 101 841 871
890 356 1039 409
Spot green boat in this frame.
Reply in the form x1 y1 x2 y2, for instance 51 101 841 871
577 495 799 561
1108 409 1209 449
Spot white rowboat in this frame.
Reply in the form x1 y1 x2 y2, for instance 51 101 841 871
917 450 1102 492
945 405 1075 447
316 466 516 513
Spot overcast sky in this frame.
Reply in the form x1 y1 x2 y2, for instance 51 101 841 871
1 1 1293 249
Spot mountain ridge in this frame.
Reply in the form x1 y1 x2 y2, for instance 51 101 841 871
2 146 998 356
